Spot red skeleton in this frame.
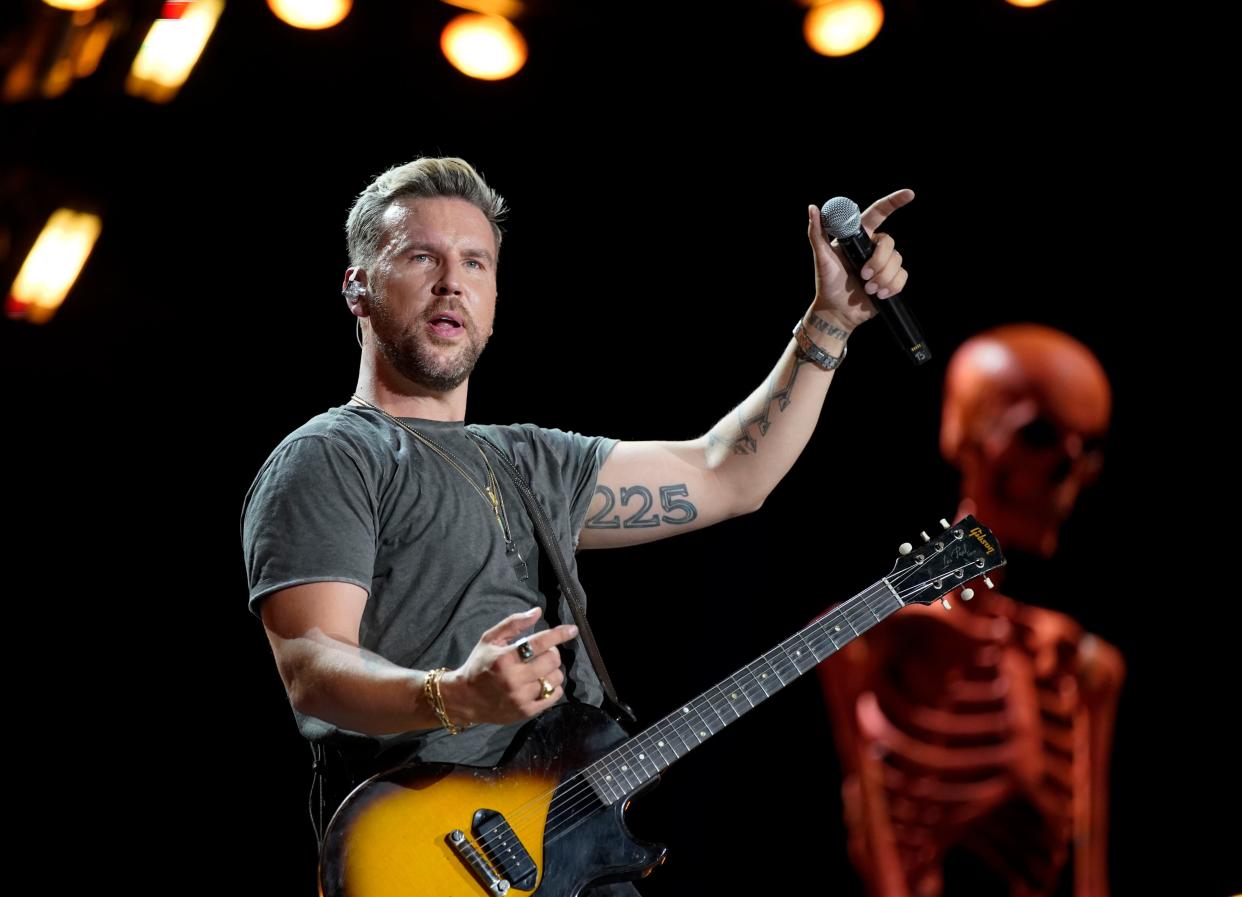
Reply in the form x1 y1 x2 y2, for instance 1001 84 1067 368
818 324 1125 897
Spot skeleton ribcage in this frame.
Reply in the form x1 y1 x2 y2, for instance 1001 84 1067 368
820 595 1118 897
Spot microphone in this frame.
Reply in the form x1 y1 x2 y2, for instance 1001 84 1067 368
820 196 930 365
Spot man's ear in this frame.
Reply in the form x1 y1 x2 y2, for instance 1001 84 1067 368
342 267 369 316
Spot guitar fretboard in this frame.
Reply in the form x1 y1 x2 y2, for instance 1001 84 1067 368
582 580 904 805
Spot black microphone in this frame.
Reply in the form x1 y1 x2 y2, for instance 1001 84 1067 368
820 196 930 365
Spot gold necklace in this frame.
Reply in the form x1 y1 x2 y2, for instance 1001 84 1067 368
349 394 529 580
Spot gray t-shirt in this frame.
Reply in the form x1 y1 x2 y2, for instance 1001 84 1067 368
242 404 617 778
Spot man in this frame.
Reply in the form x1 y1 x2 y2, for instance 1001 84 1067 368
241 156 913 893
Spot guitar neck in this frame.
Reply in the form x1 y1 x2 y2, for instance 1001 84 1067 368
581 579 905 805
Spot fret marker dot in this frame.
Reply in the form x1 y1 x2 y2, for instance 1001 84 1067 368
761 673 768 678
796 650 802 656
730 692 738 699
605 775 612 781
834 625 842 633
682 707 690 714
638 754 645 760
621 765 628 771
657 741 664 747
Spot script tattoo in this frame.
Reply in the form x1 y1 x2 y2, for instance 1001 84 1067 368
809 313 850 341
706 355 808 455
585 483 699 529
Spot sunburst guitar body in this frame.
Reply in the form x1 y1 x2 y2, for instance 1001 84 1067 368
320 703 664 897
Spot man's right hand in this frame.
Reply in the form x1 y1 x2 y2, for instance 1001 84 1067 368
439 607 578 726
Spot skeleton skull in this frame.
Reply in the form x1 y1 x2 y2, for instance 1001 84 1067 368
940 324 1110 557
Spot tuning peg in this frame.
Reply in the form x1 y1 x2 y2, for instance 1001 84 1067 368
961 588 975 601
940 597 952 610
920 531 931 543
898 542 913 556
983 576 994 589
940 518 951 530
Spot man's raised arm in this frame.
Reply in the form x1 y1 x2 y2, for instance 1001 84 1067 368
579 190 914 550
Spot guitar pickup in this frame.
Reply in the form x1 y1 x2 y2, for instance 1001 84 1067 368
474 808 538 891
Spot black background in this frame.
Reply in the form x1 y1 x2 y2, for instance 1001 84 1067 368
2 1 1231 894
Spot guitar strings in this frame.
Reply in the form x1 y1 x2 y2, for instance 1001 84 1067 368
476 554 971 858
532 580 905 848
488 571 963 872
468 552 979 864
534 571 947 844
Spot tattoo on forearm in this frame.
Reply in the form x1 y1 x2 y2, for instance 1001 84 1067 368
707 355 808 455
768 354 804 414
734 406 759 454
809 313 850 341
585 483 699 529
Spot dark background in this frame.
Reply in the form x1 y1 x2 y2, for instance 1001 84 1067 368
2 1 1231 894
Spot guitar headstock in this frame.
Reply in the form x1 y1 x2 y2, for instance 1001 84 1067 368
888 516 1006 609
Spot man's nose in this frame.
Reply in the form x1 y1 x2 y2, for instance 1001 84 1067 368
433 275 462 296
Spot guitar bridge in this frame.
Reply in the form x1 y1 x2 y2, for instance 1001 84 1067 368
446 807 538 896
447 829 511 896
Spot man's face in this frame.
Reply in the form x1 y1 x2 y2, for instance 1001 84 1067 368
367 196 498 393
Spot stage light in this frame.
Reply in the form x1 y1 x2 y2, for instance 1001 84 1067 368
125 0 224 104
441 0 523 17
1006 0 1054 7
441 13 527 81
803 0 884 57
41 0 105 10
267 0 352 30
73 16 114 78
4 5 117 101
6 209 102 324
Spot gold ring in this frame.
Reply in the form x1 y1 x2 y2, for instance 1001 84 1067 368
537 677 554 700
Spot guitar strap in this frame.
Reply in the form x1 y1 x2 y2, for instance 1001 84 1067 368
307 432 637 848
474 432 636 725
309 737 361 848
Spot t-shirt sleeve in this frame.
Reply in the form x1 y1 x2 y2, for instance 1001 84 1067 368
492 425 617 546
241 434 377 617
566 433 617 539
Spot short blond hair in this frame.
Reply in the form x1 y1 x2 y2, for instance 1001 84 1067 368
345 157 507 272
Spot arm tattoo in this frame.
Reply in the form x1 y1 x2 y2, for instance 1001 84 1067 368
585 483 699 528
809 313 850 341
708 355 808 455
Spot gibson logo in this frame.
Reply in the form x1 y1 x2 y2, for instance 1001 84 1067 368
969 526 995 555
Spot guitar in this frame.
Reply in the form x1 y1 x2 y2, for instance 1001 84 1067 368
320 516 1006 897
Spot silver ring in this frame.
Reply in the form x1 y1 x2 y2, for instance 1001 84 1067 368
516 639 535 663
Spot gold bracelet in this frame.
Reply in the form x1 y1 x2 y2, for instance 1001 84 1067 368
423 667 465 735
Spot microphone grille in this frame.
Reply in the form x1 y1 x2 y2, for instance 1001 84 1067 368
820 196 862 239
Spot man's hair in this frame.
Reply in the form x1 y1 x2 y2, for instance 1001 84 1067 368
345 157 508 273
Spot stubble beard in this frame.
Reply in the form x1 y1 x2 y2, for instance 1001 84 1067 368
372 308 489 393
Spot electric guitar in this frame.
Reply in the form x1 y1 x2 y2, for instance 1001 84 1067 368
320 515 1006 897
